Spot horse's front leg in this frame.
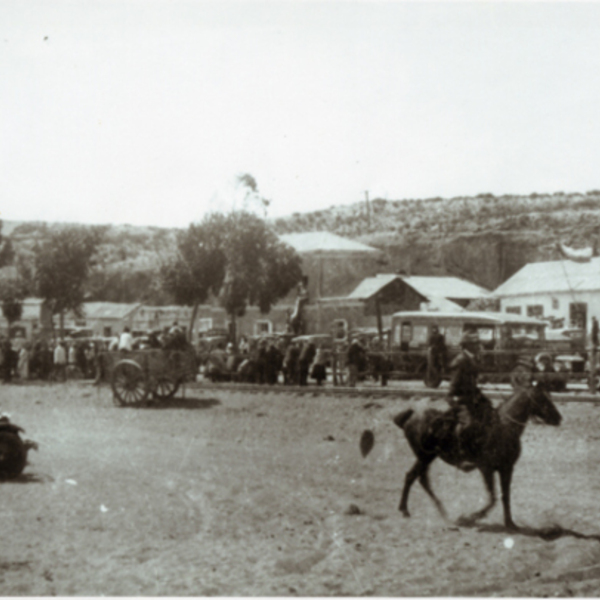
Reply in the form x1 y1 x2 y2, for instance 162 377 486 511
458 466 496 526
499 464 517 530
418 459 447 520
399 458 432 517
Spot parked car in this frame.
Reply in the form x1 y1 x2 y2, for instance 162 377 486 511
385 310 571 389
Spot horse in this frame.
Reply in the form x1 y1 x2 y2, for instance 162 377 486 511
360 382 562 530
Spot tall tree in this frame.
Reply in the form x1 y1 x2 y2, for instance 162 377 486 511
161 211 302 342
218 211 302 339
33 226 102 337
160 213 228 338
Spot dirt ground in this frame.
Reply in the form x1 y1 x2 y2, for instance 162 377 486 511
1 381 600 596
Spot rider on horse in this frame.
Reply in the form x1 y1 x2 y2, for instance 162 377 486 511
445 332 494 462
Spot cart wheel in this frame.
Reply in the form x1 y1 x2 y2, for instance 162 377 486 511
510 365 533 390
0 432 26 479
153 377 180 401
111 360 149 407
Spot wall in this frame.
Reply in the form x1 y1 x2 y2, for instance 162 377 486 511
500 290 600 331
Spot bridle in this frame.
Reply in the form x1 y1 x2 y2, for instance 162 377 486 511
501 386 544 427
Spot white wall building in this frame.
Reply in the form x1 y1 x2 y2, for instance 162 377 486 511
493 257 600 331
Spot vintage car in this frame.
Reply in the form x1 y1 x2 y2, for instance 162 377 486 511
384 310 575 389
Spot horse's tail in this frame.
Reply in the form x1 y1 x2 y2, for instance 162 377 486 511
393 408 414 430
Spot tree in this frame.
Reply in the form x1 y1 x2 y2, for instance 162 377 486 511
0 272 26 332
161 211 303 342
160 213 228 338
33 226 102 337
217 211 303 341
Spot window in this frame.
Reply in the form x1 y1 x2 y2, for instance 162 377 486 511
411 325 428 347
506 306 522 315
197 318 213 333
526 305 544 318
254 320 272 335
331 319 348 341
569 302 587 329
444 325 463 346
103 326 112 337
400 323 412 344
552 298 560 310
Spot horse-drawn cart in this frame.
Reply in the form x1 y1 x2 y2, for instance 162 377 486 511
102 348 198 407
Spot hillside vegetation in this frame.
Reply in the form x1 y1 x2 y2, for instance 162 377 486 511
4 191 600 303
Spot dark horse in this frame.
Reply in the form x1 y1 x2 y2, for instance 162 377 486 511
361 382 562 530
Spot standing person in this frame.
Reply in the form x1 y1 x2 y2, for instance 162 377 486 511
18 343 30 381
283 340 300 385
68 342 77 369
0 336 5 383
2 337 14 383
238 335 250 356
53 340 67 382
118 327 133 353
346 338 366 387
426 325 447 387
311 344 327 386
265 340 282 385
298 340 316 386
255 338 268 384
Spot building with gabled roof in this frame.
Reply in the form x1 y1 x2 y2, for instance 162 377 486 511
305 273 487 340
280 232 381 255
60 302 142 337
0 297 53 341
493 257 600 331
279 231 386 302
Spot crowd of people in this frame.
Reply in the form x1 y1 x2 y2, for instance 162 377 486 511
204 333 375 387
204 335 327 385
0 321 193 385
0 336 102 383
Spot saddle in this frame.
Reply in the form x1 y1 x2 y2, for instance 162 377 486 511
423 393 494 461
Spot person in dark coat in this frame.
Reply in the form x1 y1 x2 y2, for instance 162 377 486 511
2 337 14 383
255 339 268 384
310 344 327 386
346 338 366 387
265 341 282 385
426 325 447 385
447 333 492 461
298 341 316 386
283 341 300 385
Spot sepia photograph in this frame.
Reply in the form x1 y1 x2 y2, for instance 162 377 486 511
2 0 600 596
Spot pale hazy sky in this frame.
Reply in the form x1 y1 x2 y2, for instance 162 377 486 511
2 1 600 228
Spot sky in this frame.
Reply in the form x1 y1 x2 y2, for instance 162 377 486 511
2 1 600 228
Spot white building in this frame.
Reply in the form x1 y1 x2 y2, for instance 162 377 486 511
493 257 600 331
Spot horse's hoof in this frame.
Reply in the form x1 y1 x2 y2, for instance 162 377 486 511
505 521 518 532
456 515 475 527
399 508 410 518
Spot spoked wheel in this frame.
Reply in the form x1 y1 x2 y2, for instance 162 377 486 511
111 360 150 407
0 432 26 480
152 377 180 401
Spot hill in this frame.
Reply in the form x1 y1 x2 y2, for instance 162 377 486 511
3 190 600 302
274 191 600 290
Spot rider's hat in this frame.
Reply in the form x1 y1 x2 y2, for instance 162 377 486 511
459 332 479 349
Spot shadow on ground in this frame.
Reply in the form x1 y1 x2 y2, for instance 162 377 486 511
2 473 50 485
469 522 600 542
146 396 221 410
